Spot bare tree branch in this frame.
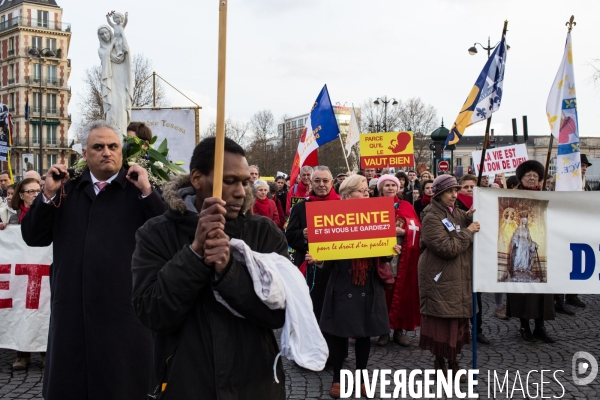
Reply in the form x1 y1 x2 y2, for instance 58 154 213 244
397 97 438 169
202 117 249 146
131 54 168 108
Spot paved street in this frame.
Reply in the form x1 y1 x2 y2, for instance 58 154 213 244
1 294 599 399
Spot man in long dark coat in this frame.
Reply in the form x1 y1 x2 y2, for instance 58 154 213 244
21 120 166 400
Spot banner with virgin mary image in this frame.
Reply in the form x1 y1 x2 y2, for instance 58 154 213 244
473 188 600 294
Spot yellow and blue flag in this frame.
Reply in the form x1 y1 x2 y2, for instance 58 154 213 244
445 32 508 147
546 32 581 191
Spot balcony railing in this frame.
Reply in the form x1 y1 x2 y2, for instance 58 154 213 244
0 17 71 33
7 78 15 85
8 107 14 113
26 76 64 87
7 49 14 56
27 107 64 117
44 107 63 117
45 78 62 87
13 136 69 148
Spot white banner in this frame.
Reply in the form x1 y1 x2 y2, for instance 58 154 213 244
473 188 600 294
472 143 528 175
130 109 197 172
0 226 52 352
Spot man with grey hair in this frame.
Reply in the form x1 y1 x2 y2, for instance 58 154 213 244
23 170 42 183
249 165 260 184
286 165 340 354
290 165 313 198
21 120 166 400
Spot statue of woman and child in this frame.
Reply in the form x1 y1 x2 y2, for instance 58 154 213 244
97 11 133 136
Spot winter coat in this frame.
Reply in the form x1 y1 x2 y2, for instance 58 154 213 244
21 167 166 400
276 188 288 216
506 184 555 321
319 259 389 338
286 199 333 321
286 199 309 268
131 175 287 400
273 196 286 228
418 198 474 319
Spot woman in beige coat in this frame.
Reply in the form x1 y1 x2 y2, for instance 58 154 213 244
418 175 480 379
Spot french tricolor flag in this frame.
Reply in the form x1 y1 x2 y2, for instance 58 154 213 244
288 85 339 199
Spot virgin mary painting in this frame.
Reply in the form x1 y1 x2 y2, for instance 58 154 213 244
507 211 544 282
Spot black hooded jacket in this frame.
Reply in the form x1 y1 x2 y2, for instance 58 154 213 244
131 175 287 399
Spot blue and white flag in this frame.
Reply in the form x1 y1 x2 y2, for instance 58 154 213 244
546 32 581 191
446 32 508 147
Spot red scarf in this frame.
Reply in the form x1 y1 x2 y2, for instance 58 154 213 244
457 193 473 209
420 193 432 207
294 180 310 197
520 184 539 191
351 258 373 286
253 197 272 217
18 204 30 224
308 190 341 202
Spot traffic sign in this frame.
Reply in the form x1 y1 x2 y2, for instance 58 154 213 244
438 160 449 172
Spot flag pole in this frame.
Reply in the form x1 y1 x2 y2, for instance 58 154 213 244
474 18 508 381
476 118 492 186
542 135 554 190
213 0 228 199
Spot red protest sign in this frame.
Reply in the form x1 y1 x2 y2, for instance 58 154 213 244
305 197 397 261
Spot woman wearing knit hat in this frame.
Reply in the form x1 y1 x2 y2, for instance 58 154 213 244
376 175 422 348
417 175 480 380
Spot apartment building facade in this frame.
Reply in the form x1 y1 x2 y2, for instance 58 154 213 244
0 0 72 178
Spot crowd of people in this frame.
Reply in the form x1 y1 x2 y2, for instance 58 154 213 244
0 122 596 399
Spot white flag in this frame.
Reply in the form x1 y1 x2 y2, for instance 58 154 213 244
546 32 582 191
345 108 360 157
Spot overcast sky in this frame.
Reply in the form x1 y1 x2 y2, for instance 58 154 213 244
61 0 600 139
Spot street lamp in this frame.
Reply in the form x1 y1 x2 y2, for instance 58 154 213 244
373 96 398 132
468 37 510 57
28 47 55 175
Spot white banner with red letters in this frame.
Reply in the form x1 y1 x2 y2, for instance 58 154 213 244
473 188 600 294
0 226 52 352
472 143 528 175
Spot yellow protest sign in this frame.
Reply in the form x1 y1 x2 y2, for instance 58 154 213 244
359 131 414 168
